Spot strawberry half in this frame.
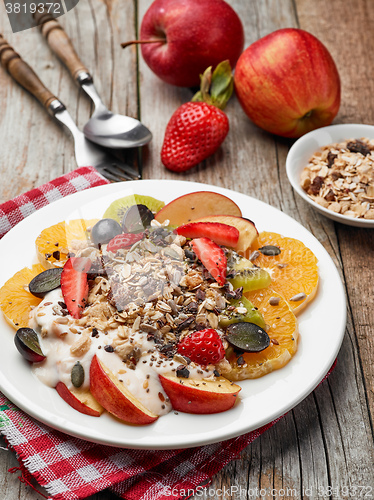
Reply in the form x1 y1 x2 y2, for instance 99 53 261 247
191 237 227 286
176 222 239 247
177 329 225 366
107 232 144 253
61 257 91 319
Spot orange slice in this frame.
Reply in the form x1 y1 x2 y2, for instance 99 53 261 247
0 264 45 329
36 219 98 268
249 231 319 314
225 288 299 380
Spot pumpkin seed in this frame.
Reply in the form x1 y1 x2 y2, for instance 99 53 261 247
71 361 85 388
258 245 281 256
225 322 270 352
28 268 63 298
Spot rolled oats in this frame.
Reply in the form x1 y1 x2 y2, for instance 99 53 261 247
70 333 92 356
70 225 249 372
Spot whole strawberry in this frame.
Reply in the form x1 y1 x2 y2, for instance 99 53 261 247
177 328 225 366
161 61 233 172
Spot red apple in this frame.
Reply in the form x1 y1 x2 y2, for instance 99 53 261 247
55 382 104 417
155 191 242 226
234 28 341 138
139 0 244 87
89 355 158 425
159 374 241 414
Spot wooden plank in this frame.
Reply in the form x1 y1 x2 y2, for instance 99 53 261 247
0 0 138 203
184 0 374 497
297 0 374 431
0 20 73 196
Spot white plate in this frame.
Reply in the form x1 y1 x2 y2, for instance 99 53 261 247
0 180 346 449
286 123 374 228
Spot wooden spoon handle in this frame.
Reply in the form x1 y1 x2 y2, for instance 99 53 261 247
0 34 58 110
35 12 91 82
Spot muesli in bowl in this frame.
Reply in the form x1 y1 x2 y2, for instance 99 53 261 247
300 138 374 220
286 123 374 227
0 191 319 425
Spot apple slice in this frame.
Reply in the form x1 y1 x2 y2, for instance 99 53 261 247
193 215 258 254
56 382 104 417
159 374 241 414
89 355 158 425
155 191 242 226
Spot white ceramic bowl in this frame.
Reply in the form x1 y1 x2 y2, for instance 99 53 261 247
286 123 374 228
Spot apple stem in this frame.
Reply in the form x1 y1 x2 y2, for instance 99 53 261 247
121 39 164 49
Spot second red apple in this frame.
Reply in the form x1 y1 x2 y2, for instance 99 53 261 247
234 28 341 138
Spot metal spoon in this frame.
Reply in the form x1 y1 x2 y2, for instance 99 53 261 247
36 14 152 149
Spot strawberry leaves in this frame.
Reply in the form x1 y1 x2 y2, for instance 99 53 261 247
192 60 234 110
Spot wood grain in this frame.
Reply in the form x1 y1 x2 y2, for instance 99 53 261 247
0 0 373 498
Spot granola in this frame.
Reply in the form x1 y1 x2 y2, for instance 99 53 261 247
76 221 234 365
29 219 251 416
300 138 374 219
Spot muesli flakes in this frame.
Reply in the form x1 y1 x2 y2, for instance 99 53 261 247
300 138 374 219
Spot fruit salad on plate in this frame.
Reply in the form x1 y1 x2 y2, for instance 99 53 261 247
0 191 319 426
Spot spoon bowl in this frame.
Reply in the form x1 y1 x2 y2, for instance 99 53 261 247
81 78 152 149
36 15 152 150
83 108 153 149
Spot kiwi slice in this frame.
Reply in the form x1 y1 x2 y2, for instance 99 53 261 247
219 296 266 329
103 194 165 224
228 255 271 293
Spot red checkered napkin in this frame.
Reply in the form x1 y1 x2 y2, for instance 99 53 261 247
0 167 335 500
0 166 108 240
0 393 283 500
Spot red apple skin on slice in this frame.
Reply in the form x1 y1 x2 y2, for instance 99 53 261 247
55 382 104 417
155 191 242 226
90 355 158 425
159 374 241 414
193 215 258 254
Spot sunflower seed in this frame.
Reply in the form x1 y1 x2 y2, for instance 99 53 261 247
289 292 306 302
269 297 280 306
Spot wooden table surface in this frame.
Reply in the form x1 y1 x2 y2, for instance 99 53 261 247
1 0 373 498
